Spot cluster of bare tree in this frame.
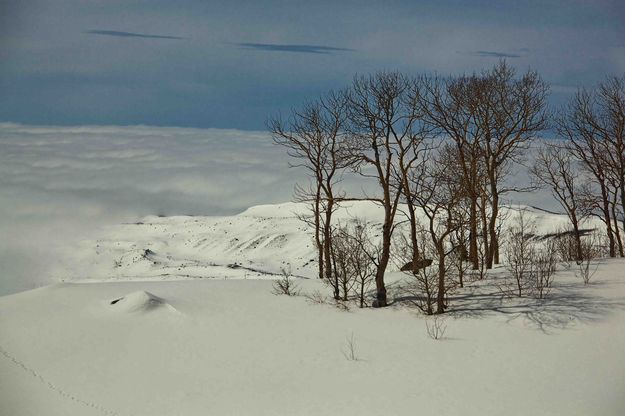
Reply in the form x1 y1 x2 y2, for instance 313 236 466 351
269 61 625 314
531 76 625 262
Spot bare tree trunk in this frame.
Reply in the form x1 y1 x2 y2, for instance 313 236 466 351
360 281 365 308
436 246 446 314
600 183 617 257
571 215 583 262
407 200 420 271
620 182 625 238
487 180 500 269
324 197 339 299
480 193 490 270
611 194 624 257
493 234 500 264
469 196 479 269
314 183 324 279
374 206 392 307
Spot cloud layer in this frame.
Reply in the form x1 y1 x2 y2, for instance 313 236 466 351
463 50 523 58
0 124 301 295
235 42 355 54
85 30 185 40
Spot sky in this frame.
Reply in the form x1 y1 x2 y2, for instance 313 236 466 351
1 0 624 130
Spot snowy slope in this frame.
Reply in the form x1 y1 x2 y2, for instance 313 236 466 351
59 201 606 284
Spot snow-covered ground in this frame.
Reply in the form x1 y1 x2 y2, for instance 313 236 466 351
2 201 624 415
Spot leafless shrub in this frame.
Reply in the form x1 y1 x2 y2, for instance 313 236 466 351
503 210 536 297
395 223 462 315
553 225 579 265
412 265 440 315
591 232 612 259
450 215 471 287
532 240 558 299
272 267 300 296
304 290 328 304
342 332 359 361
503 211 561 299
576 257 598 285
334 300 351 312
581 233 602 260
349 221 377 308
331 224 357 302
395 231 437 315
473 236 489 281
425 316 447 340
576 238 599 284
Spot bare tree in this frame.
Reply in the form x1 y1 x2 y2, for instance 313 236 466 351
473 61 549 269
607 177 625 256
345 72 425 307
418 63 548 271
417 74 484 270
410 154 466 314
558 88 619 257
531 144 587 262
595 77 625 236
564 76 625 255
269 91 351 291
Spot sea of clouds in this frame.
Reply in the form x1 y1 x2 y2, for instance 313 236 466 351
0 123 310 295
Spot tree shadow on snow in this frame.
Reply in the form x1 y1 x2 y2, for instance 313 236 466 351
391 278 625 334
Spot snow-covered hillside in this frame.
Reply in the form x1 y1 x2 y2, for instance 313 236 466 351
60 201 603 284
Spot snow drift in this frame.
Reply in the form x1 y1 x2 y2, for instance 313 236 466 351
108 290 176 314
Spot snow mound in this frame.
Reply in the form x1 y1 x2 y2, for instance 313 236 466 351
108 291 174 313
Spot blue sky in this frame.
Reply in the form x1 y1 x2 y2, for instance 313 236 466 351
1 0 624 130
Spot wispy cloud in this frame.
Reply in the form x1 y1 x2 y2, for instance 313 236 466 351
85 30 184 40
461 50 523 58
235 42 355 54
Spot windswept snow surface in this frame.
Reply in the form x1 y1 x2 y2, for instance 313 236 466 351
1 202 624 415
